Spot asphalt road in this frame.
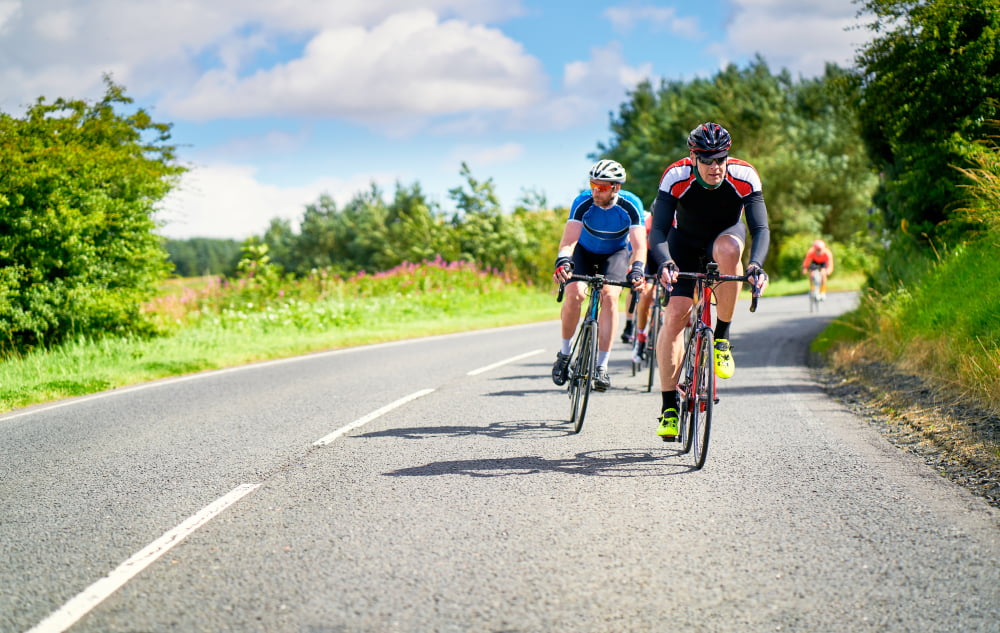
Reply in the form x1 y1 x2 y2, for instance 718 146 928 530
2 292 998 633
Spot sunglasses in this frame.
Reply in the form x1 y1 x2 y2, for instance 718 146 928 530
590 181 617 192
695 155 728 166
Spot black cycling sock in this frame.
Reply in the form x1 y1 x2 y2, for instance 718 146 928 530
662 390 678 411
715 319 731 340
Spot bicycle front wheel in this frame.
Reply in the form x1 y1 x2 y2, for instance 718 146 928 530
691 328 715 469
677 330 697 454
569 323 596 433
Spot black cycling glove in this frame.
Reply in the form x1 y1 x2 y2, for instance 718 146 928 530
658 260 679 278
746 262 767 284
554 256 573 274
627 261 645 285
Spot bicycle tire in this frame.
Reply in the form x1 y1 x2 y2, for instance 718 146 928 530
569 323 596 433
678 328 697 454
691 328 715 469
646 299 660 392
809 270 822 313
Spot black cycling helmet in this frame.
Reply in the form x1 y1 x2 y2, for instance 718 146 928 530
687 122 732 158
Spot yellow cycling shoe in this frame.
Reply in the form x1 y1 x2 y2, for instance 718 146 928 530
714 339 735 379
657 408 679 441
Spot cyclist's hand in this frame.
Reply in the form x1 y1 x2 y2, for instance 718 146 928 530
658 260 679 290
747 262 769 292
553 256 573 283
627 261 645 288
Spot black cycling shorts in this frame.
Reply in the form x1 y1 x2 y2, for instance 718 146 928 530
666 221 747 298
570 245 630 282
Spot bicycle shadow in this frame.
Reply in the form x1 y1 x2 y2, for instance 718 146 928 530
384 447 697 478
358 418 575 440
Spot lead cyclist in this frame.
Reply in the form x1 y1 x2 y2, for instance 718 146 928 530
649 122 770 439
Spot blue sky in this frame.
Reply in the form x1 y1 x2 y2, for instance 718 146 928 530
0 1 870 240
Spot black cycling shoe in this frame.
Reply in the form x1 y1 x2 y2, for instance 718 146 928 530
552 352 571 386
593 367 611 391
620 321 634 344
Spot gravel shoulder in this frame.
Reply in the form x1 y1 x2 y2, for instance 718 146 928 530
814 357 1000 509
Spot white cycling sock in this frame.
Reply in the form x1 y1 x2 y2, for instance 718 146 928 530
597 350 610 368
561 339 572 355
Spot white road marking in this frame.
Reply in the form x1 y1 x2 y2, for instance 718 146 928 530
466 348 545 376
0 320 554 423
313 388 435 446
26 483 261 633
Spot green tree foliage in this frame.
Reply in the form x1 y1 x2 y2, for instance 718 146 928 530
854 0 1000 243
165 237 242 277
448 162 530 273
596 57 879 273
0 77 185 354
258 164 560 284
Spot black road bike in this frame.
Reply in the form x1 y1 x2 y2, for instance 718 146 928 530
557 274 635 433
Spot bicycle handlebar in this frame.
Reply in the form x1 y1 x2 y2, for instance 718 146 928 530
672 268 763 313
557 274 638 312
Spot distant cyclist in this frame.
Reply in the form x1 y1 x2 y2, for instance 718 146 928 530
552 159 647 392
802 239 834 300
649 122 770 439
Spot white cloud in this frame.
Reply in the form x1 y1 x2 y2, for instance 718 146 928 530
0 0 529 113
605 5 701 39
162 10 545 124
449 142 524 168
158 163 398 239
723 0 866 76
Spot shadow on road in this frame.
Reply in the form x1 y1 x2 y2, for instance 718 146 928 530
383 447 696 478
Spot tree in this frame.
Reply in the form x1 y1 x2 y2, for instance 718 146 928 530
165 237 242 277
854 0 1000 243
596 58 878 273
0 77 185 354
448 162 528 274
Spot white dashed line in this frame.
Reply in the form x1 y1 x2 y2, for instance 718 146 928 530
313 388 436 446
26 483 261 633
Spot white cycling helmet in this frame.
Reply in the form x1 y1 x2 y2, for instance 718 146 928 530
589 159 626 183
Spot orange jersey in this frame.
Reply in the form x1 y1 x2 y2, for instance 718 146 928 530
803 248 832 268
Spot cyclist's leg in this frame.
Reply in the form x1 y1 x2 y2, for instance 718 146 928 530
658 294 693 391
710 224 745 379
597 248 629 358
553 248 592 385
711 222 746 324
657 229 699 392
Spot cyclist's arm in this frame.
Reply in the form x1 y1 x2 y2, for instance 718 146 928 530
802 252 813 274
627 225 647 267
556 220 582 258
743 192 770 268
825 248 835 276
648 191 675 269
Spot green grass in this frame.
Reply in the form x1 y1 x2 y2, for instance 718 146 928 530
0 263 559 414
817 238 1000 416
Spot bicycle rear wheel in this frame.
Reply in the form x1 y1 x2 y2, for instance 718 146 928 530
646 300 660 393
691 328 715 469
569 323 596 433
809 272 822 312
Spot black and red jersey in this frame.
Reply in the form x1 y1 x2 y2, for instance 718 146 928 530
649 157 770 267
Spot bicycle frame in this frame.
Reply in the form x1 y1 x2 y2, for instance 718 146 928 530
808 263 824 312
673 262 760 469
557 273 635 433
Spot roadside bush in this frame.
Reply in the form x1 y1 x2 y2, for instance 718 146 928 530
0 79 183 356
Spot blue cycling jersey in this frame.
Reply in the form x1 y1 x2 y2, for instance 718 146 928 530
568 189 645 255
